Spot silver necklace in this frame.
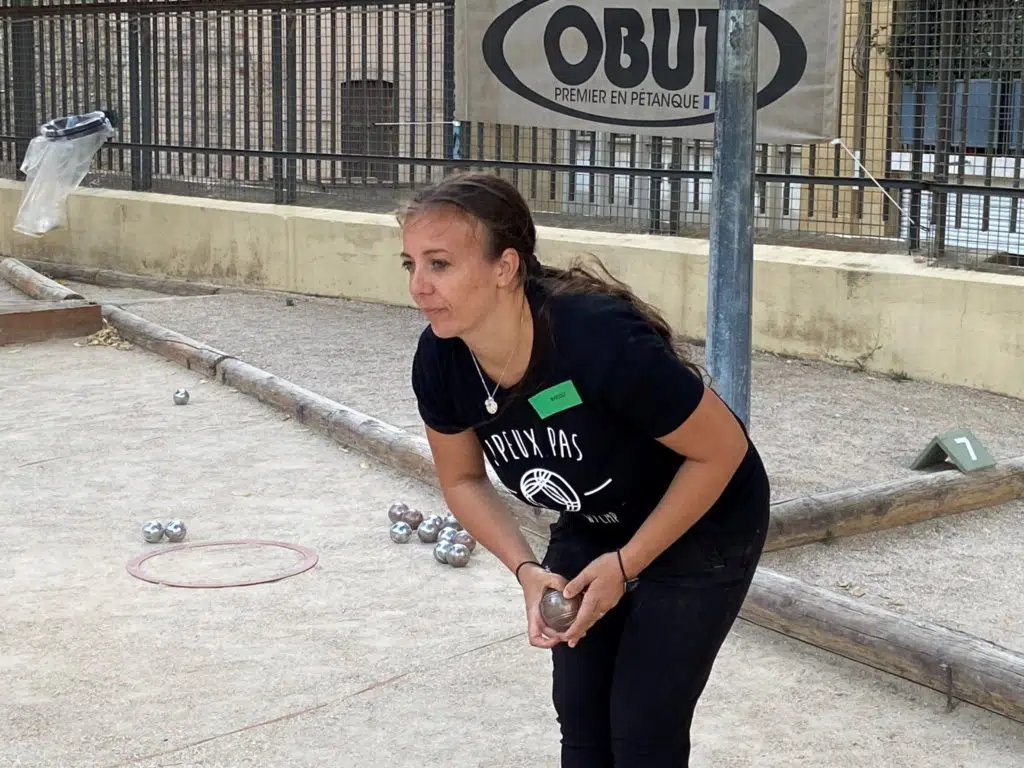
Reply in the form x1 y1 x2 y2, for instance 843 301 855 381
470 303 526 416
470 354 503 415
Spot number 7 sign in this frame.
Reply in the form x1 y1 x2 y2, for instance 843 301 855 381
911 429 996 473
953 436 978 462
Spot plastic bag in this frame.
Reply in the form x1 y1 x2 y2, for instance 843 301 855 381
14 110 117 237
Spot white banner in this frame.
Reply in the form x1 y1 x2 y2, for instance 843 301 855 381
454 0 846 143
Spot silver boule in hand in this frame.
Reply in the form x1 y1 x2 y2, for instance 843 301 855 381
540 587 582 634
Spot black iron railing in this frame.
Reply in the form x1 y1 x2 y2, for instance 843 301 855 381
0 0 1021 269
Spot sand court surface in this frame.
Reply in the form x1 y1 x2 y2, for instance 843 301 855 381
2 316 1023 766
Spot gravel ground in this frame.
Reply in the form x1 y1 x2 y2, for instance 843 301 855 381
4 337 1024 768
44 279 1024 653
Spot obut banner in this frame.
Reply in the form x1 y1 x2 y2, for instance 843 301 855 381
454 0 846 143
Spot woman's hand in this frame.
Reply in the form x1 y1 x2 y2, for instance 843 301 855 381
560 552 626 648
518 564 570 649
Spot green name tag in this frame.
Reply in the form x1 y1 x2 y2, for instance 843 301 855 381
529 380 583 420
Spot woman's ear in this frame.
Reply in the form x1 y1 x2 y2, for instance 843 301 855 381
495 247 521 288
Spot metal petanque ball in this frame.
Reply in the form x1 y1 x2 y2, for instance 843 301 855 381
173 388 190 406
417 520 440 543
164 519 187 543
438 526 459 545
453 530 476 552
424 514 444 530
388 502 409 524
390 522 413 543
142 520 165 543
447 543 471 568
401 507 424 530
434 540 454 564
540 588 582 633
442 513 462 530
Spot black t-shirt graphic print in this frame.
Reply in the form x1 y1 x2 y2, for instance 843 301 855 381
411 279 762 549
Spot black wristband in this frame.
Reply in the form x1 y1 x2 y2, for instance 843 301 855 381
616 549 639 592
615 549 629 582
515 560 541 584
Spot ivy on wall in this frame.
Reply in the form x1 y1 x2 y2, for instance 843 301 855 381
884 0 1024 82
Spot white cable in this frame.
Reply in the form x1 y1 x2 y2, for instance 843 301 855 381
830 136 931 234
373 120 460 126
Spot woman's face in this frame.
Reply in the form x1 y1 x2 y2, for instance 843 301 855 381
401 207 516 339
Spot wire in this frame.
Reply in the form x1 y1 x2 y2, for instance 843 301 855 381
830 136 932 237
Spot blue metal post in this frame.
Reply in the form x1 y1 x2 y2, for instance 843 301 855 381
706 0 760 427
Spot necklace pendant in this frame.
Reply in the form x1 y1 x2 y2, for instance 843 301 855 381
484 396 498 415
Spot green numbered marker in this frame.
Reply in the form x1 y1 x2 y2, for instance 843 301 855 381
911 428 996 473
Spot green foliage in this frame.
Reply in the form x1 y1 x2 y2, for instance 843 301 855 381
885 0 1024 82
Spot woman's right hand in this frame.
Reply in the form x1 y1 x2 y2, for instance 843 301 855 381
518 563 570 649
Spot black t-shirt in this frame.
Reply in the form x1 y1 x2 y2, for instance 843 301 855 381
410 277 766 550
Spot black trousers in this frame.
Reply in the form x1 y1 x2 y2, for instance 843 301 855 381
541 487 769 768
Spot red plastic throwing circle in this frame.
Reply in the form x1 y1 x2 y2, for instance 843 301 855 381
125 539 319 589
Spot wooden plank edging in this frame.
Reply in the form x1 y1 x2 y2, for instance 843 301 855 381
0 257 84 301
14 257 231 296
744 569 1024 723
767 460 1024 551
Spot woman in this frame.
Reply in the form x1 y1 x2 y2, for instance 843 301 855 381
400 171 770 768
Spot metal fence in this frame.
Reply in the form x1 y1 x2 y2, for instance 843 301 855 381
0 0 1022 270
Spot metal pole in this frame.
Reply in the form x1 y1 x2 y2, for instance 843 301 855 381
11 0 37 178
931 0 957 260
706 0 759 427
442 0 456 167
271 9 284 203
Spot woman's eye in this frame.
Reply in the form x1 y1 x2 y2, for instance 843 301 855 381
431 260 449 270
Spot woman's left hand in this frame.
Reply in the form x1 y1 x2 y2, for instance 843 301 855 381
560 552 626 648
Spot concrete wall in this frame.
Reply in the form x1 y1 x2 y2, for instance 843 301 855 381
1 179 1022 401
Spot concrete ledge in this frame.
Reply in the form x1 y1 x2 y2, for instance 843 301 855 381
0 179 1022 399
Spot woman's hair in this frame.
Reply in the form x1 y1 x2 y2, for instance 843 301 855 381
396 170 703 377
